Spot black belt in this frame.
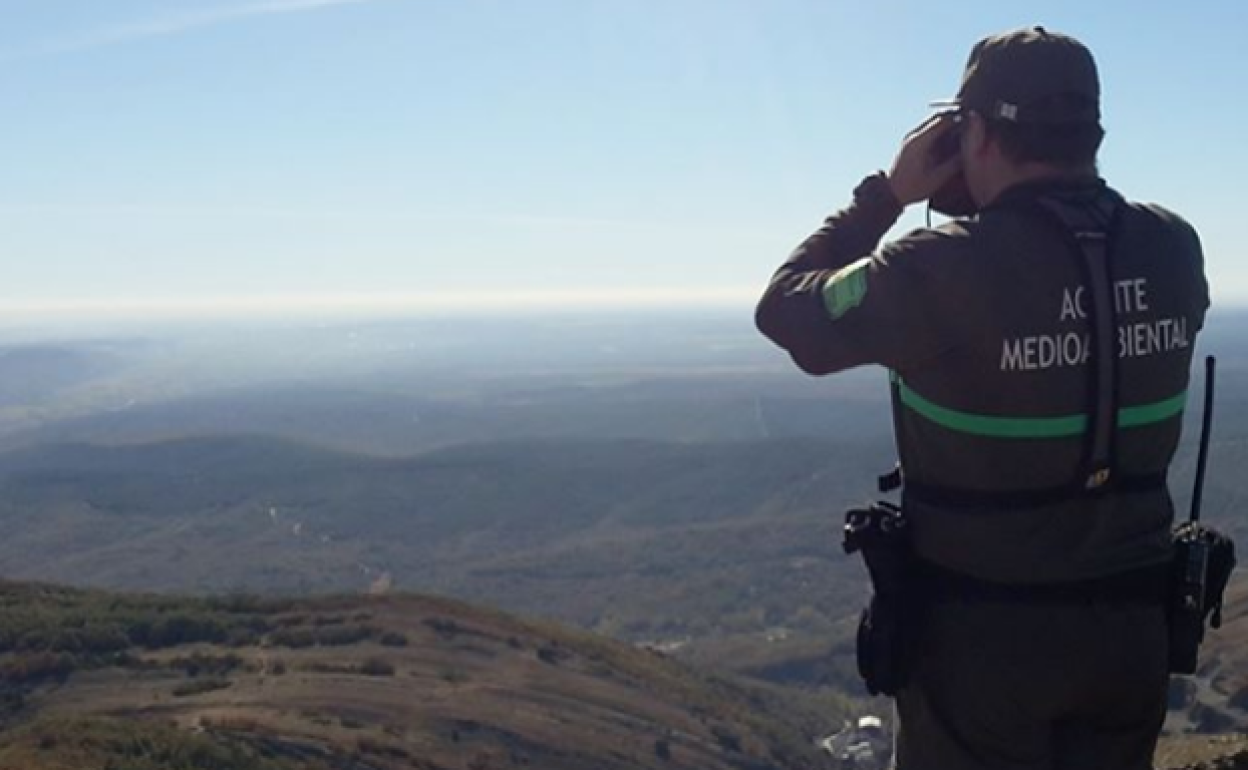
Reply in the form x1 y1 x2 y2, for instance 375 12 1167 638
916 559 1170 606
902 472 1168 510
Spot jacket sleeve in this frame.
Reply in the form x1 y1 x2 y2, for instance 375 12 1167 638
1175 213 1211 333
755 174 968 375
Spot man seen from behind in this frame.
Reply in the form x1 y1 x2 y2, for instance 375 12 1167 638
756 27 1210 770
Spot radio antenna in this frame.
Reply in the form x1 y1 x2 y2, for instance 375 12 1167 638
1190 355 1216 524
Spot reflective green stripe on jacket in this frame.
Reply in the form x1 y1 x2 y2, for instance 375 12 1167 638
893 374 1187 439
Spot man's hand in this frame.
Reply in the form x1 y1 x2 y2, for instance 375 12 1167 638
886 113 962 208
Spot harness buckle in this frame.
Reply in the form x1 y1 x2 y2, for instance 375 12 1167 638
1086 466 1113 491
878 464 903 494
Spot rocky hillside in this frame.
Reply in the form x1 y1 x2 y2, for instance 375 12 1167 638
1156 576 1248 769
0 581 848 770
1157 736 1248 770
1163 578 1248 733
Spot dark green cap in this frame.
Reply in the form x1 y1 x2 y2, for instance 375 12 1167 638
932 26 1100 125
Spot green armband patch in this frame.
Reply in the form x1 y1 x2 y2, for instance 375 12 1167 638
822 258 870 320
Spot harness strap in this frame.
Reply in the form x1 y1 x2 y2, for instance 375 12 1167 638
1023 193 1124 491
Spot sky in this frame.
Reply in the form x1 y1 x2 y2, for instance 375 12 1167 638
1 0 1245 319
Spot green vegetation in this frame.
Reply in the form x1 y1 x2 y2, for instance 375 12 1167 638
0 717 332 770
269 623 376 649
268 627 315 648
0 583 285 719
169 653 244 677
0 584 282 659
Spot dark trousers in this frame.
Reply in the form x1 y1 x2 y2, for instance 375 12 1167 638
894 597 1169 770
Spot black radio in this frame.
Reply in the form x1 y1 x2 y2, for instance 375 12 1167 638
1167 357 1236 675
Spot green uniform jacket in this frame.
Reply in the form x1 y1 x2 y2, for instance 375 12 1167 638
756 175 1210 584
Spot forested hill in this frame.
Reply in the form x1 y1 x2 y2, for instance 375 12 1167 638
0 434 885 630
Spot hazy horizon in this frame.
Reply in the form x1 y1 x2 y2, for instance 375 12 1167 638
2 292 1246 322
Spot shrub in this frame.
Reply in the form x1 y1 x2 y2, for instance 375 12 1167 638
425 618 461 638
170 653 244 677
378 631 408 648
360 658 395 677
712 726 742 753
536 645 567 665
226 627 263 647
315 625 372 647
439 668 468 684
171 677 231 698
138 615 228 649
654 739 672 760
1 652 76 684
357 738 409 759
269 628 316 649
